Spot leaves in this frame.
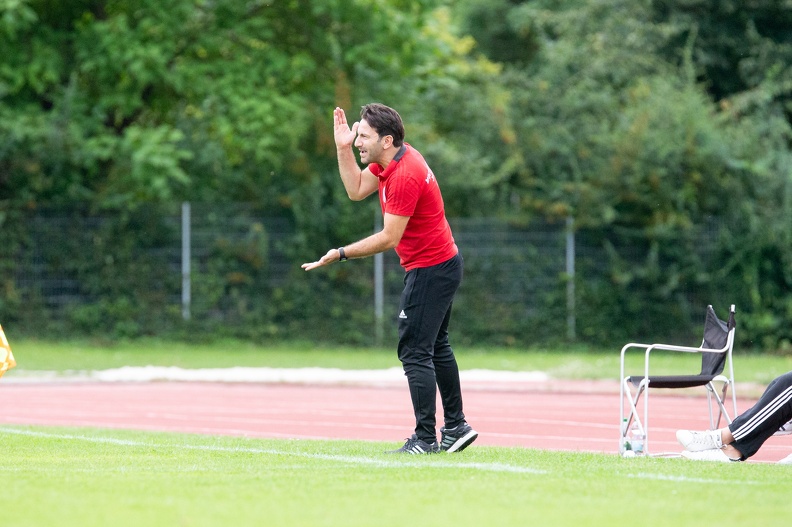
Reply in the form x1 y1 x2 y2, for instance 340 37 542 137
0 0 448 207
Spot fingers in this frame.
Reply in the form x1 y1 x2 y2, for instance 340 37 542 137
334 107 347 126
333 110 358 148
301 259 327 271
301 249 339 271
301 257 328 270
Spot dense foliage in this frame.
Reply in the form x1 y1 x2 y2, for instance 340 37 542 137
1 0 790 350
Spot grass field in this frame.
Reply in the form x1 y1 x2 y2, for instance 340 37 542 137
3 339 792 526
2 425 790 527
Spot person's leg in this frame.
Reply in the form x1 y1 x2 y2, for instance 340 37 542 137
727 371 792 459
429 255 465 428
424 255 478 452
678 371 792 461
433 306 465 428
397 257 461 444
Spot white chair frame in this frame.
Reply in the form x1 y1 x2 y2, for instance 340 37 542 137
618 305 737 456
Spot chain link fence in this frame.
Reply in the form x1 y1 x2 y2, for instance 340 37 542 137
1 203 726 346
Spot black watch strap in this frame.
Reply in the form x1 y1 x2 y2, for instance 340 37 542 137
338 247 347 261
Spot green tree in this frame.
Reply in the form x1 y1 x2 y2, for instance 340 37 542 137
648 0 792 347
451 0 792 345
0 0 512 341
0 0 463 210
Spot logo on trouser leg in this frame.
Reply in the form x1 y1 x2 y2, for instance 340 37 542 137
399 310 407 319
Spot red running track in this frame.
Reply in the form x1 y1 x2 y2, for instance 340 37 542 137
0 381 788 462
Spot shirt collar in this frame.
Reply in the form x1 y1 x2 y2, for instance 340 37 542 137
376 144 408 180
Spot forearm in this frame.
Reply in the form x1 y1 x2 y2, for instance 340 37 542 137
342 230 399 260
337 146 366 200
301 215 405 272
302 213 406 272
300 232 394 272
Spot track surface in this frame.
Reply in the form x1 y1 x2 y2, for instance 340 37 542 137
1 380 788 462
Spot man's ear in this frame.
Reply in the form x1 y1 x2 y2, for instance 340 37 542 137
381 135 394 149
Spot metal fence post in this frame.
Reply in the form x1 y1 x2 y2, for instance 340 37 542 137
566 216 576 340
181 202 191 321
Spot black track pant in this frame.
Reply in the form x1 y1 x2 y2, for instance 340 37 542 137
397 253 465 443
729 370 792 459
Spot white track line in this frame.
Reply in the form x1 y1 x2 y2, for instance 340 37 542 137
0 427 545 474
628 473 763 485
3 426 765 484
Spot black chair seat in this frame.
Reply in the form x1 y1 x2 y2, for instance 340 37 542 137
628 374 719 389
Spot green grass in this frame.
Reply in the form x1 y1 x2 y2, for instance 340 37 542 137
3 340 792 525
2 425 789 527
7 337 792 385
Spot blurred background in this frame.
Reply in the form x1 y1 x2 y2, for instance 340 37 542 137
1 0 790 352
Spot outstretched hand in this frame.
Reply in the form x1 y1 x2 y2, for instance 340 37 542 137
301 249 340 271
334 107 358 149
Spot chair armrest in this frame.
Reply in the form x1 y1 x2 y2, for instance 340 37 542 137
619 342 724 386
641 343 728 354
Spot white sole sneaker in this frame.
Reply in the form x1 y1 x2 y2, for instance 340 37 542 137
777 453 792 465
676 429 723 452
440 424 479 453
681 449 733 462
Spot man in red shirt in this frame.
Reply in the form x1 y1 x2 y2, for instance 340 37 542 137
302 103 477 454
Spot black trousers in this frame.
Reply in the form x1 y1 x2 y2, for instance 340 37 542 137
729 370 792 459
397 253 465 443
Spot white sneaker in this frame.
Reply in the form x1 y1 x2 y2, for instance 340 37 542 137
681 449 732 463
775 420 792 436
777 453 792 465
676 429 723 452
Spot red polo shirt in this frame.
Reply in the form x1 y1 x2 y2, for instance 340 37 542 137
369 144 458 271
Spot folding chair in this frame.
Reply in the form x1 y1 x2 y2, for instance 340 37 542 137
619 304 737 455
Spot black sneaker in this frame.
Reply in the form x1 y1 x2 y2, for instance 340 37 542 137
387 434 440 454
440 423 478 452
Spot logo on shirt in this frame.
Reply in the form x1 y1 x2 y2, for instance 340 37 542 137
425 169 435 184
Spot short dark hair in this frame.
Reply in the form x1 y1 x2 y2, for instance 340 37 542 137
360 103 404 147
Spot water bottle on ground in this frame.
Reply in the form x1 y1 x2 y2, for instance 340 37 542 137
621 418 633 455
630 421 645 455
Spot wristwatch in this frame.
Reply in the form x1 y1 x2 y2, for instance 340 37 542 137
338 247 347 262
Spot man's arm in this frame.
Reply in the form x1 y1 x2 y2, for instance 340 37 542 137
334 107 378 201
301 213 409 271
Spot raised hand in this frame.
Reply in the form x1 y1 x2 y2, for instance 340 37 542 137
333 107 359 149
